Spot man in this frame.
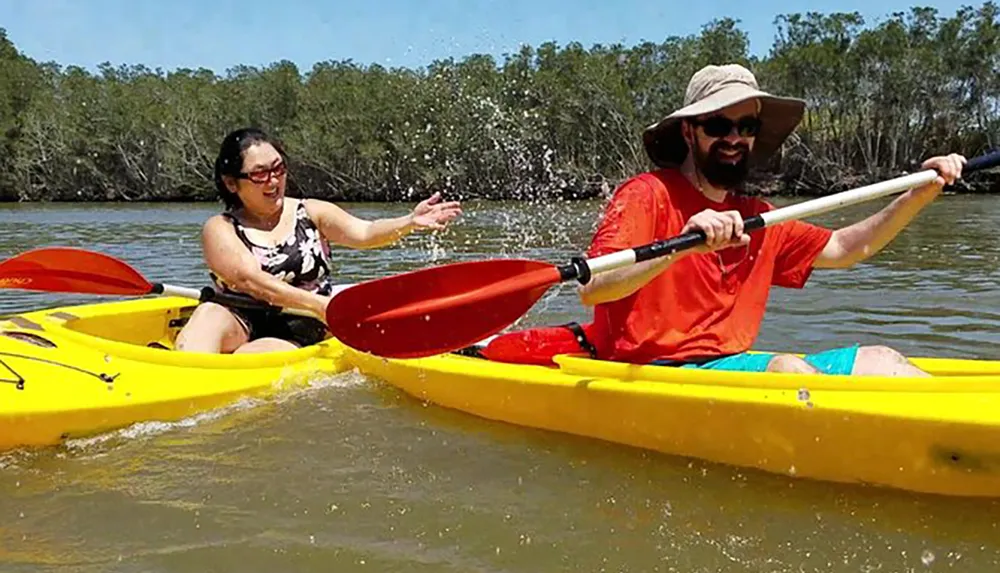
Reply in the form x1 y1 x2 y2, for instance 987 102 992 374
578 63 966 376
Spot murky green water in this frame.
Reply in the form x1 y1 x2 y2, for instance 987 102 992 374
0 195 999 572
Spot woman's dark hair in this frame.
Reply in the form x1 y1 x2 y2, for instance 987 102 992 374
213 127 288 210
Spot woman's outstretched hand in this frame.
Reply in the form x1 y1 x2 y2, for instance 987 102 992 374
410 192 462 231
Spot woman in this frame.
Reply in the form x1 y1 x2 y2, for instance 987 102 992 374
175 127 462 354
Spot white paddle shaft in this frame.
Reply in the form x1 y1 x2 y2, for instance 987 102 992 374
580 167 947 279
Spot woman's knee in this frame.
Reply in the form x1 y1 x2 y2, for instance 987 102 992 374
183 301 228 322
234 337 299 354
175 303 246 352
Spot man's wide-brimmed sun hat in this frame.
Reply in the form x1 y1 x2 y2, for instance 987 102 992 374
642 64 806 168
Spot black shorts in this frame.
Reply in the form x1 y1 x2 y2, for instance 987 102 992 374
229 307 329 348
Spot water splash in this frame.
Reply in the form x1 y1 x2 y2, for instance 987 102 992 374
56 369 366 456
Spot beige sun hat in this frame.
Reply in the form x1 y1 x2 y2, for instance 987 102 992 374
642 63 806 168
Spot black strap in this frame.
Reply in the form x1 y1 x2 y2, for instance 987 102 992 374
453 345 485 358
561 321 598 359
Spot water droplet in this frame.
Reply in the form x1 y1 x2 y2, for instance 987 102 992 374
921 550 935 566
797 388 810 402
661 502 673 518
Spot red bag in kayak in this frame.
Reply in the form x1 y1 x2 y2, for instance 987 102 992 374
477 321 599 366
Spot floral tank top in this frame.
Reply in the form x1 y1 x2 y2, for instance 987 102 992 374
211 200 335 297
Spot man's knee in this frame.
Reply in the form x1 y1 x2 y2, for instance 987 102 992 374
852 344 928 377
766 354 818 374
855 345 907 364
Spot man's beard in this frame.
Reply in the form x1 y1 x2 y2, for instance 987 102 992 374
693 140 751 191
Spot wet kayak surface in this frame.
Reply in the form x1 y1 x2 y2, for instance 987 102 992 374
1 198 999 572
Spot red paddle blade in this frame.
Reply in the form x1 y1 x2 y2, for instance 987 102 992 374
0 247 154 295
327 259 562 358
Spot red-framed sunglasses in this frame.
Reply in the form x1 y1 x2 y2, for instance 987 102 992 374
238 161 287 184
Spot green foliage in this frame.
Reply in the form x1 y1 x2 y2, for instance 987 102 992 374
0 4 997 203
762 4 1000 193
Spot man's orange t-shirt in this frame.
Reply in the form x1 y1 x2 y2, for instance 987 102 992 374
586 168 834 364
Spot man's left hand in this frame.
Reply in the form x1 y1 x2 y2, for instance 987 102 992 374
918 153 967 197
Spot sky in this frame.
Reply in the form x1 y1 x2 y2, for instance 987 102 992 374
1 0 973 74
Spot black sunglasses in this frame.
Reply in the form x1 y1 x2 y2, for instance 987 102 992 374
690 115 762 139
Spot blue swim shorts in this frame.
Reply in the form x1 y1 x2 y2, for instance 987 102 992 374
651 344 861 376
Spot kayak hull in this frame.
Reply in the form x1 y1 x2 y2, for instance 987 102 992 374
0 296 350 451
344 347 1000 498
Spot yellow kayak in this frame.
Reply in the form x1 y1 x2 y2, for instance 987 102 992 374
0 296 350 452
343 345 1000 498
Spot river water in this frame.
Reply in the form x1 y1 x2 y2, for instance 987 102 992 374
0 195 998 572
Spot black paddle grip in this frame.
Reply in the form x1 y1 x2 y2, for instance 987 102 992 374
199 287 281 312
557 256 591 284
965 149 1000 174
633 214 766 263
